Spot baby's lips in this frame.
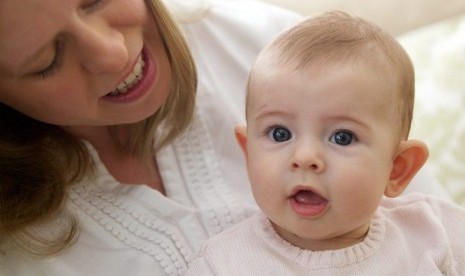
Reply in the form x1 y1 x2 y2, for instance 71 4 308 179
289 187 329 217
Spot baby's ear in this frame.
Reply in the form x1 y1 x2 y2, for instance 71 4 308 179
234 125 248 159
385 140 429 197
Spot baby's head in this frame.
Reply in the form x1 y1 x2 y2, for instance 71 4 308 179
247 10 414 140
235 11 428 251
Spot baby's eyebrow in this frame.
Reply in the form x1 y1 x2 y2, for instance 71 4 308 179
255 103 279 118
324 114 371 129
253 108 294 122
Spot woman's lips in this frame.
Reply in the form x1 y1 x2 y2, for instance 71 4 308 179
102 46 156 103
289 188 329 217
109 54 145 96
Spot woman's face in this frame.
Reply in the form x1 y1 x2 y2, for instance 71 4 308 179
0 0 171 126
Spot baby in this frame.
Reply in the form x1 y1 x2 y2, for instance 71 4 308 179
186 11 465 275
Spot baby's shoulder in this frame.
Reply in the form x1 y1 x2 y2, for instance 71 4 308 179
195 212 263 257
378 193 465 232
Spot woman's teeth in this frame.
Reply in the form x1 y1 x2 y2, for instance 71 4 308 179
109 55 145 96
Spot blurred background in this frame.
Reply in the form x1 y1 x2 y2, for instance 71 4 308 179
401 18 465 206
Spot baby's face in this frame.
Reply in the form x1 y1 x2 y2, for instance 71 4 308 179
243 61 401 250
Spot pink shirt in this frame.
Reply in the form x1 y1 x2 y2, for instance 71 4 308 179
186 193 465 275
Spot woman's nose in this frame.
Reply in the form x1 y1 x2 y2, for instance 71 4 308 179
290 142 325 173
72 18 128 74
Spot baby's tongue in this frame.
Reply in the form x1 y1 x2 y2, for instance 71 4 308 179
294 190 326 205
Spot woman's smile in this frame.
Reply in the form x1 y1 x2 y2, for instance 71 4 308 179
110 53 145 96
102 46 158 104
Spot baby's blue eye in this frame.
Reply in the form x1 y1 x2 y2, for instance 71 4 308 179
331 131 354 146
268 127 292 142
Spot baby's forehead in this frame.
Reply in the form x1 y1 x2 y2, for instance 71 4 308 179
251 54 398 90
247 57 402 114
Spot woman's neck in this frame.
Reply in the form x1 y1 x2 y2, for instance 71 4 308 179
64 125 165 194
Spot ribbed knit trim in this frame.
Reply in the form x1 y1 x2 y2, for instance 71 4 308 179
255 212 385 269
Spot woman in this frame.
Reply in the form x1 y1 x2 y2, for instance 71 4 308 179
0 0 462 275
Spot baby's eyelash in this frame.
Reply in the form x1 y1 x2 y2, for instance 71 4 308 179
262 124 281 135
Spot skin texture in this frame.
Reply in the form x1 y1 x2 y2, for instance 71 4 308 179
235 62 428 251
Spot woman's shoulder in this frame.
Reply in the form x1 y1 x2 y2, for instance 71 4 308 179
180 0 302 50
205 0 302 23
170 0 302 25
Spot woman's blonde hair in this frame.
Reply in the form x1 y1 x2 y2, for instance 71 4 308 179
0 0 197 256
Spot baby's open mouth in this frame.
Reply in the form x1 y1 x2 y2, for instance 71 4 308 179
293 190 327 205
290 189 328 217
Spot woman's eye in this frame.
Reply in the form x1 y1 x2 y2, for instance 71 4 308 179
36 58 59 79
34 40 63 79
267 126 292 142
330 130 354 146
